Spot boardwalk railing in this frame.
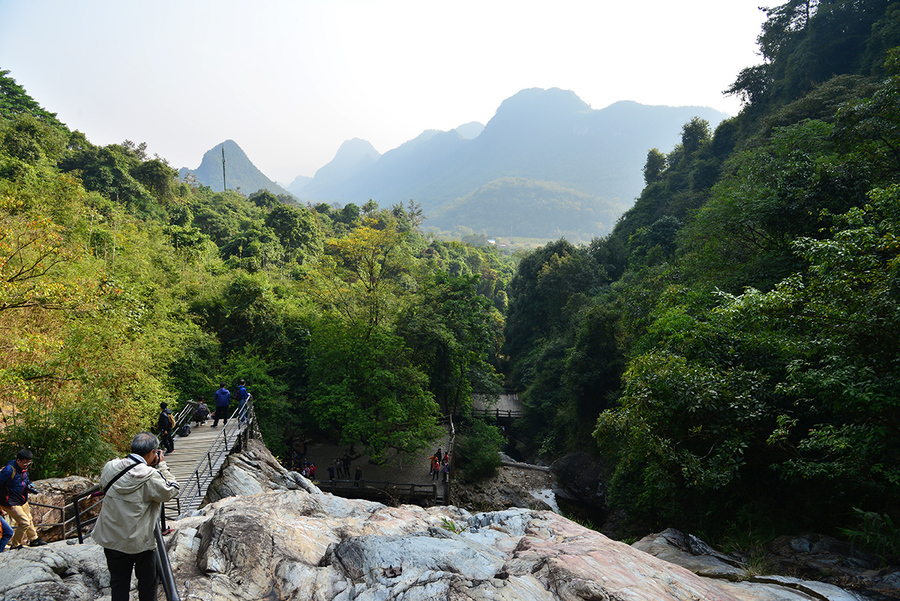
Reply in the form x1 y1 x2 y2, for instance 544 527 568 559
316 479 439 502
470 408 523 420
167 398 256 519
27 486 103 544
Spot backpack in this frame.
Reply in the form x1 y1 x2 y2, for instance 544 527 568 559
168 412 176 430
177 424 191 437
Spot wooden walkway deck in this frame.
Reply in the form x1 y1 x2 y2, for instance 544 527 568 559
163 415 247 518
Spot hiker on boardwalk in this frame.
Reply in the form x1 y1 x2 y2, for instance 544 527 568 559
236 379 251 422
440 455 450 482
0 511 12 552
428 448 442 480
211 383 231 427
157 402 175 455
193 397 210 426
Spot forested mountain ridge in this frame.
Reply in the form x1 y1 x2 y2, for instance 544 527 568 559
502 0 900 551
287 89 729 240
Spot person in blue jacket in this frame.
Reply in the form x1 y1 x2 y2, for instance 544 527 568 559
236 379 251 422
211 383 231 427
0 449 47 549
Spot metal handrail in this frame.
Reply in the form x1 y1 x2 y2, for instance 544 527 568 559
317 479 437 494
155 523 180 601
172 399 256 518
470 408 524 419
26 485 103 543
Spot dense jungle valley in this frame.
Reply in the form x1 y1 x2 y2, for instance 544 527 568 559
1 0 899 564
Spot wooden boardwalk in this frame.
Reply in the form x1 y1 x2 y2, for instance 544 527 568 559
162 415 247 518
472 393 523 414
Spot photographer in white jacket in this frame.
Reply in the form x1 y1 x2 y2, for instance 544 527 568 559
94 432 180 601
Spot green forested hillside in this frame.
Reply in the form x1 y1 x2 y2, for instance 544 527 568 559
433 177 629 242
0 71 512 479
503 0 900 546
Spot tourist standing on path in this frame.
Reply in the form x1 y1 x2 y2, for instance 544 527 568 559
212 383 231 427
94 432 180 601
354 465 362 487
236 379 250 421
157 402 175 455
429 449 442 480
0 449 47 549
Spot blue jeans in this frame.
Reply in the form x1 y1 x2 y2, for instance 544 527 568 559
0 516 12 552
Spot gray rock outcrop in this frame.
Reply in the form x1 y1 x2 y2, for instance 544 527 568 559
548 451 605 506
0 443 881 600
204 438 319 504
0 491 873 601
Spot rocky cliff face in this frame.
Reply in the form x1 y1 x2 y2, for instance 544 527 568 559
0 443 876 601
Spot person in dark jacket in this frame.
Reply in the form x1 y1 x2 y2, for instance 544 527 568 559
212 383 231 427
192 396 210 426
236 379 251 422
0 449 47 549
157 402 175 454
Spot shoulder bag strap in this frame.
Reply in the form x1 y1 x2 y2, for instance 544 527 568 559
103 457 141 495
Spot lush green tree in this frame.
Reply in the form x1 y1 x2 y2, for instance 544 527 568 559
309 220 412 332
456 416 504 481
305 317 441 460
248 189 280 209
264 203 324 264
643 148 667 185
220 225 284 273
59 144 165 221
397 272 503 416
680 117 711 154
0 70 62 125
503 240 605 370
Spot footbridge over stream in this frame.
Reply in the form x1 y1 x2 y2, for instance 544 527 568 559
161 400 257 520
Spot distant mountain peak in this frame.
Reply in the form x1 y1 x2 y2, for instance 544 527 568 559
482 88 593 137
314 138 380 182
180 139 290 197
495 87 592 116
336 137 380 155
454 122 484 140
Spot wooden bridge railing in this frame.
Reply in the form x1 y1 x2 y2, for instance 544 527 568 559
316 479 440 502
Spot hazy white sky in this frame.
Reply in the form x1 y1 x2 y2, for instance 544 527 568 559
0 0 767 183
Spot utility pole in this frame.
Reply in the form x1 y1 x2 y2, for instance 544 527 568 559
221 144 227 191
